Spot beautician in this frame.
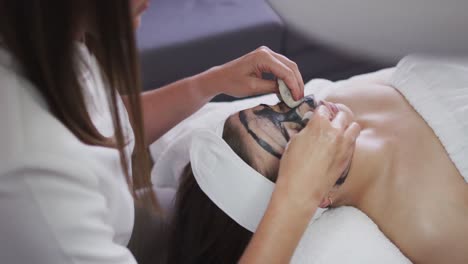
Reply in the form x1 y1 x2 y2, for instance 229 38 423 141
0 0 359 263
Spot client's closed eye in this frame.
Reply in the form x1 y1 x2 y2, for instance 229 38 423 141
277 103 291 112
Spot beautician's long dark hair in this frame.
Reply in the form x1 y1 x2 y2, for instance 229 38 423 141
168 116 279 263
0 0 157 209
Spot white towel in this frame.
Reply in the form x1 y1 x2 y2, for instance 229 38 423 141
391 56 468 182
291 207 410 264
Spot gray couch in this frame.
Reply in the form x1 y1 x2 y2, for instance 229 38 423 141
137 0 385 101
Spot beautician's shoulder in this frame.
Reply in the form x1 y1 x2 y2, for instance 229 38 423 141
0 62 90 167
0 65 137 263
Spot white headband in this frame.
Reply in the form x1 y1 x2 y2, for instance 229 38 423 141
190 124 274 233
190 120 325 233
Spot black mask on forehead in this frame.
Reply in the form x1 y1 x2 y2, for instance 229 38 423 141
239 96 317 159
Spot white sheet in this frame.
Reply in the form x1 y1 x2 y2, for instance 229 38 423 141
150 69 410 263
391 56 468 182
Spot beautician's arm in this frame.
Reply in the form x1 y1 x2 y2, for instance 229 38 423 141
240 187 319 263
240 106 361 263
123 47 305 144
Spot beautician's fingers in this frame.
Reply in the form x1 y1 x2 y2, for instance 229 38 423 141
314 105 333 127
247 78 279 95
330 111 353 130
267 50 305 98
235 77 298 98
301 105 332 132
209 46 304 98
252 47 303 100
343 122 361 146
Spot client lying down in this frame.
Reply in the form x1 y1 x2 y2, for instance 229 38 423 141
168 57 468 263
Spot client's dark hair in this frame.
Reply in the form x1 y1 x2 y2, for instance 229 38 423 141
168 115 278 263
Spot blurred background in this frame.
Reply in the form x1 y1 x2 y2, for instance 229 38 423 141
136 0 468 101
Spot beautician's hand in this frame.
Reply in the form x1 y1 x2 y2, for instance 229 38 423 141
240 106 360 263
204 46 304 100
277 105 361 208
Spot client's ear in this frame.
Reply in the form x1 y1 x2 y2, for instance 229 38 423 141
318 197 331 208
318 192 335 208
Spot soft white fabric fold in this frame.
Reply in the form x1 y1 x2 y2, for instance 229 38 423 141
190 129 275 232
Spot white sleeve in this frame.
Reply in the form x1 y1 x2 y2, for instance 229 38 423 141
0 152 137 264
268 0 468 61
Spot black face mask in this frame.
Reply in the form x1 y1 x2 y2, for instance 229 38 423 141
239 95 351 187
239 96 316 159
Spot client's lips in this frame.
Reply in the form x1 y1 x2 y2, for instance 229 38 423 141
329 102 339 115
318 101 339 119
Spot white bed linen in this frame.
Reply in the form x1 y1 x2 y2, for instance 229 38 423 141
150 69 410 263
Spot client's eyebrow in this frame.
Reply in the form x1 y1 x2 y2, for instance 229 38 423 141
239 111 282 159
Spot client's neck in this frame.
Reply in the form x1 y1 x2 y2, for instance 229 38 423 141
332 139 391 210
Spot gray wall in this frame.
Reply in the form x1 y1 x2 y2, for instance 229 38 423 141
268 0 468 63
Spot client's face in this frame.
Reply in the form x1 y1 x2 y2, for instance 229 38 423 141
235 95 349 161
237 96 317 159
227 96 353 207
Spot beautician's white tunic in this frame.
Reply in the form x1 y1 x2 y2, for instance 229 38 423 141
0 44 137 263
